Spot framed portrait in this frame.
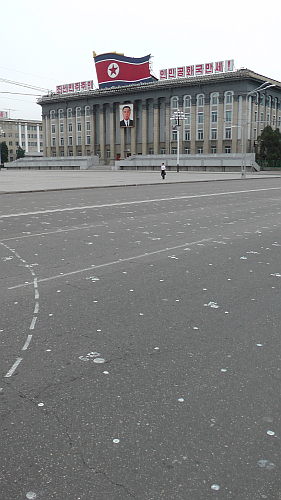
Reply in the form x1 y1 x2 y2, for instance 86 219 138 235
119 103 134 128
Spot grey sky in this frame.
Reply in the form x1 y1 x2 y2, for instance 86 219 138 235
1 0 280 121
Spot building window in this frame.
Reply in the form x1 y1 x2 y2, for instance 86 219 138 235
86 122 90 131
76 107 81 117
52 125 55 133
77 150 82 156
77 136 82 145
226 92 233 104
160 148 166 154
211 130 217 140
52 138 56 146
85 106 90 116
172 131 177 141
171 97 178 108
197 95 204 106
172 148 177 154
185 130 190 141
273 115 276 126
77 123 81 132
60 124 64 133
68 108 72 118
50 110 55 120
68 123 72 133
225 146 231 153
212 93 218 105
198 130 204 140
225 128 231 139
255 111 258 122
106 150 111 158
211 147 217 154
61 151 64 156
212 112 217 123
261 112 264 123
225 111 232 122
185 114 190 125
198 147 203 154
68 137 73 146
9 141 13 146
87 150 91 156
69 150 73 156
267 114 270 124
254 128 257 140
184 96 191 107
149 148 154 154
198 113 204 124
59 109 64 119
86 136 91 145
185 148 190 154
60 138 64 146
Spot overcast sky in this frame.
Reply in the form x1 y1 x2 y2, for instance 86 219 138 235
1 0 280 121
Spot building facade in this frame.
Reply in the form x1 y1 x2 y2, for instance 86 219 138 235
0 118 43 162
38 69 281 164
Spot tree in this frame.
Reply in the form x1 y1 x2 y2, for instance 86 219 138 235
0 141 9 164
257 126 281 161
16 145 25 159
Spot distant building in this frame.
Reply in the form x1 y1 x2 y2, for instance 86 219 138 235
0 117 43 162
38 68 281 165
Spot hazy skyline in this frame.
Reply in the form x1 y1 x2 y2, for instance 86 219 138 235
2 0 281 121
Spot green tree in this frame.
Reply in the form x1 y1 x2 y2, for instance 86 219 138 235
0 141 8 164
16 145 25 159
257 126 281 161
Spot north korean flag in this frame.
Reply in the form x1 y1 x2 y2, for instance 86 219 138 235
94 53 153 89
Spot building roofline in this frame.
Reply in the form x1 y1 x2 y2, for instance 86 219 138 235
37 68 281 105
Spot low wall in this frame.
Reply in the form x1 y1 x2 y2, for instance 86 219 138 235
4 156 100 170
116 153 259 172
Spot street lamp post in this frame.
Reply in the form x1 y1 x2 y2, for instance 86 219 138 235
170 110 187 172
0 128 4 167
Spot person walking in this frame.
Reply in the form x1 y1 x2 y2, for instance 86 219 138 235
161 163 166 179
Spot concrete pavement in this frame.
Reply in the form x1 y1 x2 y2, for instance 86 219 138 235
0 168 279 194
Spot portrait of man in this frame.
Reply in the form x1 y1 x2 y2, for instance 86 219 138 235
120 104 134 127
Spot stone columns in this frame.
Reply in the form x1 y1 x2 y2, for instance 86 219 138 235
142 101 148 155
165 97 170 154
153 99 160 155
55 112 59 157
217 96 224 154
99 104 105 162
131 102 137 156
90 106 95 156
110 103 116 161
81 109 86 156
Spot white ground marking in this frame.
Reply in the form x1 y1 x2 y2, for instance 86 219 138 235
4 358 23 378
0 186 281 221
8 238 212 289
22 335 33 351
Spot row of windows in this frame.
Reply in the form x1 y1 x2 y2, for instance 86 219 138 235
51 122 91 135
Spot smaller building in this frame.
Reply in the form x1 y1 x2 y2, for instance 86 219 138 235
0 117 43 162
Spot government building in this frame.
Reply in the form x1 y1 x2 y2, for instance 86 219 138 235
0 117 43 162
38 65 281 166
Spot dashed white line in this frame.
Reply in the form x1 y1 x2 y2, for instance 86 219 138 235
30 317 37 330
4 358 23 378
22 335 33 351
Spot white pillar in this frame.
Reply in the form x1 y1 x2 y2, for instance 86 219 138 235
25 123 29 153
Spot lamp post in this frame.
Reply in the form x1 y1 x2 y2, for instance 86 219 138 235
243 82 276 179
0 128 4 167
170 110 187 172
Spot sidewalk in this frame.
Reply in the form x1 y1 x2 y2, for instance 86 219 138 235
0 169 279 194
